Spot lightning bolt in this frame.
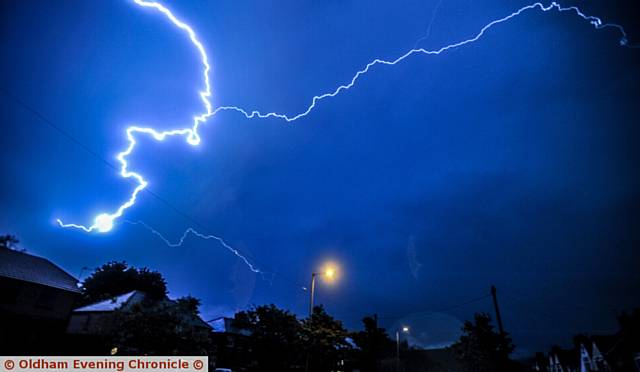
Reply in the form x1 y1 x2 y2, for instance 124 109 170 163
57 1 635 233
212 2 634 121
57 0 212 233
124 220 264 274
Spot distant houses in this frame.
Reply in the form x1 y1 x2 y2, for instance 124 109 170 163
67 290 211 335
532 329 640 371
209 317 252 369
0 248 80 354
544 338 611 371
3 247 639 371
1 249 212 356
66 289 212 355
67 291 147 335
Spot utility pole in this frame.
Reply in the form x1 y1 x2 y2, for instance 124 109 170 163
491 285 505 335
306 267 337 372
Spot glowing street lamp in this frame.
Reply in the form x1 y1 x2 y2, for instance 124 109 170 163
325 267 335 279
309 264 338 316
396 326 410 371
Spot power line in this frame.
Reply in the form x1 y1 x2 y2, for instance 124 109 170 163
1 87 116 171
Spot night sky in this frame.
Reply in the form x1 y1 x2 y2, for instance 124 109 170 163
1 0 639 355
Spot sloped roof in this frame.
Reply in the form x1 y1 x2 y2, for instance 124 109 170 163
0 248 80 293
209 317 248 335
210 317 230 333
74 290 211 329
74 291 141 312
185 310 213 329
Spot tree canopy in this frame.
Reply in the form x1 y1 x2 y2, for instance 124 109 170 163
231 304 356 371
79 262 209 355
234 304 304 371
80 261 167 305
105 298 211 356
302 306 351 372
450 312 515 372
351 315 395 371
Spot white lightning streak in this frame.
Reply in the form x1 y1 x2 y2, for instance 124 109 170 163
58 1 634 233
57 0 212 232
213 2 634 122
125 220 263 274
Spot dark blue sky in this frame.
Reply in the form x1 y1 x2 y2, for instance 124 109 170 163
1 0 639 354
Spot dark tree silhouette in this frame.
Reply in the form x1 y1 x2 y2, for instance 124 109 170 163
105 297 211 355
234 304 304 371
351 315 395 371
302 305 352 372
176 295 201 314
614 308 640 371
450 312 515 372
80 261 167 305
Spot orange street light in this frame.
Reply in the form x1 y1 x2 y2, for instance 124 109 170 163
309 263 339 315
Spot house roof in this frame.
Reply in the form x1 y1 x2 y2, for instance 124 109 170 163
74 291 142 312
0 248 80 293
74 290 211 329
210 317 236 333
209 317 229 333
209 317 249 335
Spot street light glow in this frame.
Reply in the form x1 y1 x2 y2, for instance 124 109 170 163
310 262 340 315
402 326 410 333
325 268 335 278
320 262 339 283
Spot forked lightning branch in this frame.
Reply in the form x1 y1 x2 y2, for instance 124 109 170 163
57 0 633 234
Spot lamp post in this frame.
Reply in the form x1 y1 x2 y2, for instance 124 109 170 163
309 267 335 316
306 265 337 372
396 326 409 372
